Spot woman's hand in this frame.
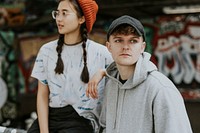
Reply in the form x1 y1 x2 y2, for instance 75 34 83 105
86 69 106 99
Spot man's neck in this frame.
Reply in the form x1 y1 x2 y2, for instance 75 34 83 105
116 65 135 80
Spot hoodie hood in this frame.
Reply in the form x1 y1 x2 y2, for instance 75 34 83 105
106 52 157 89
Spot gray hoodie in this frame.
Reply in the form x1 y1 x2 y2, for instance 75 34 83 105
99 52 193 133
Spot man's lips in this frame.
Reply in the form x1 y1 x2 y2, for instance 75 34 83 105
120 53 131 56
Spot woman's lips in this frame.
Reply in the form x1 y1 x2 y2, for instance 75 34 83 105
57 24 64 29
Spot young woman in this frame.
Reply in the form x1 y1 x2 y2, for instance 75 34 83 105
27 0 112 133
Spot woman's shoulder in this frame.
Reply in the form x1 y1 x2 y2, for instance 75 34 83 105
87 39 107 50
40 39 58 51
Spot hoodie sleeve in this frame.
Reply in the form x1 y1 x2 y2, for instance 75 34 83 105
153 86 193 133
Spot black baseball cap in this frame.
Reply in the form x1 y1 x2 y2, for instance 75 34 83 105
107 15 146 41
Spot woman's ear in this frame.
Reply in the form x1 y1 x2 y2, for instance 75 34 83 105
79 16 85 24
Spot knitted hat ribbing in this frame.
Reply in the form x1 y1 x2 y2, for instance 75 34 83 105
78 0 98 33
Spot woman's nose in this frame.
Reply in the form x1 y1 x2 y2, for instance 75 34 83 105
56 14 64 21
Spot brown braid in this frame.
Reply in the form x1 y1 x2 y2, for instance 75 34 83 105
54 34 64 74
80 24 89 83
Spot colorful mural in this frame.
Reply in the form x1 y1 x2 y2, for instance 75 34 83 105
18 34 58 93
1 15 200 112
0 30 22 120
144 15 200 101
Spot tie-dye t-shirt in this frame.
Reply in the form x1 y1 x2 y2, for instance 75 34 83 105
31 39 112 117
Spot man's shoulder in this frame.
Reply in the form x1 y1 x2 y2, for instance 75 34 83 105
147 70 177 92
148 70 170 83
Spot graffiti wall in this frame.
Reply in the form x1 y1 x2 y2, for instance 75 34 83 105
1 15 200 114
143 15 200 101
18 34 58 93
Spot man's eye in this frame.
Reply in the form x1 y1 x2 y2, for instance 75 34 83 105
130 40 138 43
115 39 122 43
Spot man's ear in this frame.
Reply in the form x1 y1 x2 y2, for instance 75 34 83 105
106 41 112 53
79 16 85 24
141 42 146 53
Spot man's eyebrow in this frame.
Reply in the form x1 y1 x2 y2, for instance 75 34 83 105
130 36 140 39
112 36 122 39
113 35 139 38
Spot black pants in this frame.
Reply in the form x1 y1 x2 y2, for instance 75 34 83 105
27 105 93 133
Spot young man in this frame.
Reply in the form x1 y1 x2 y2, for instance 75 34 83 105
86 15 193 133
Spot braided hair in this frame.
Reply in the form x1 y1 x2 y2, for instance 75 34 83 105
80 24 89 83
54 0 89 83
54 34 64 74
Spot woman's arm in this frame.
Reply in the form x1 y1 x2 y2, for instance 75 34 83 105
37 81 49 133
86 69 106 99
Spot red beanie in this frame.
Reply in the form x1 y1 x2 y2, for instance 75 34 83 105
78 0 98 33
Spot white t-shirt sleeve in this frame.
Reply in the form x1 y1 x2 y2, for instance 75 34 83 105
31 45 48 85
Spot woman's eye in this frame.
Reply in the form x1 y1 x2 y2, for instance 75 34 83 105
55 11 59 16
62 11 67 16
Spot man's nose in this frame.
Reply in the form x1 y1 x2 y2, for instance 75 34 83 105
122 42 130 50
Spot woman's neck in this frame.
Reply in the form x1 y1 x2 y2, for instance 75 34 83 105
64 32 82 45
64 40 83 46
